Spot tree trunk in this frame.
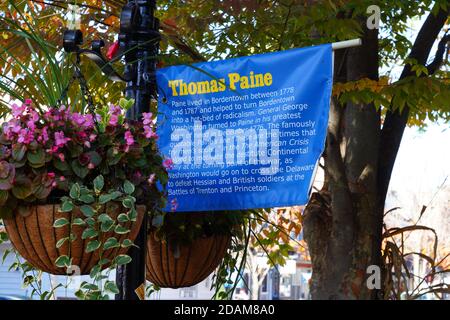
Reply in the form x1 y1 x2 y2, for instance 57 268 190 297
304 24 380 299
303 5 449 300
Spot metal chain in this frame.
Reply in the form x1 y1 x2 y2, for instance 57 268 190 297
58 54 97 119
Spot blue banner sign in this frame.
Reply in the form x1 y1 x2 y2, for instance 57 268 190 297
157 44 333 212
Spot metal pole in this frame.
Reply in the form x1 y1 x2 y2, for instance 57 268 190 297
331 39 362 51
116 0 160 300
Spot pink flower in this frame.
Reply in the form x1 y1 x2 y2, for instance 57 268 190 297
163 158 174 170
11 103 26 118
142 112 153 125
133 170 142 180
17 129 34 144
76 131 87 140
84 141 91 148
109 114 119 126
24 99 33 105
144 125 157 139
84 114 95 128
54 131 70 147
124 130 134 146
46 146 59 154
47 172 55 179
148 174 156 185
26 120 36 132
3 120 21 139
109 105 122 115
70 113 86 126
57 153 65 162
10 124 22 137
59 176 66 182
38 127 49 144
88 163 95 169
89 134 97 142
29 110 39 122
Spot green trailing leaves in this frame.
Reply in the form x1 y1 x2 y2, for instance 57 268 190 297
69 184 81 199
114 255 132 266
60 200 74 212
80 205 95 218
103 237 120 250
121 239 134 248
114 225 130 235
55 255 71 268
86 240 101 253
56 237 68 248
82 228 98 240
53 218 69 228
123 180 135 195
93 175 104 193
79 194 95 204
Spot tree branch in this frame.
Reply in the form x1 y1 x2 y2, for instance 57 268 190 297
427 33 450 74
377 6 450 207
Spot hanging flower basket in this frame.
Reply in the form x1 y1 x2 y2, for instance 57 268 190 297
0 99 168 277
146 233 231 288
4 204 145 275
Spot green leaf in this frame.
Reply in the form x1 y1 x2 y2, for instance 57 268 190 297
79 194 95 204
121 239 134 248
110 191 122 200
114 254 132 266
119 98 135 111
98 258 110 266
98 213 113 223
123 180 135 195
87 151 102 166
85 217 96 227
11 176 32 199
80 205 95 218
122 198 134 208
55 255 71 268
71 160 89 179
60 201 74 212
104 281 120 295
99 194 112 204
69 233 77 242
81 282 99 291
117 213 130 223
86 240 101 253
93 175 104 193
56 237 68 248
89 265 101 279
53 158 70 171
114 225 130 235
128 208 138 222
53 218 69 228
101 220 115 233
82 228 98 240
103 237 120 250
69 184 80 199
12 144 26 161
72 218 85 226
98 214 115 232
27 148 45 166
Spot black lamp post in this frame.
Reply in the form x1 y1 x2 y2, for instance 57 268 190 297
63 0 160 300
